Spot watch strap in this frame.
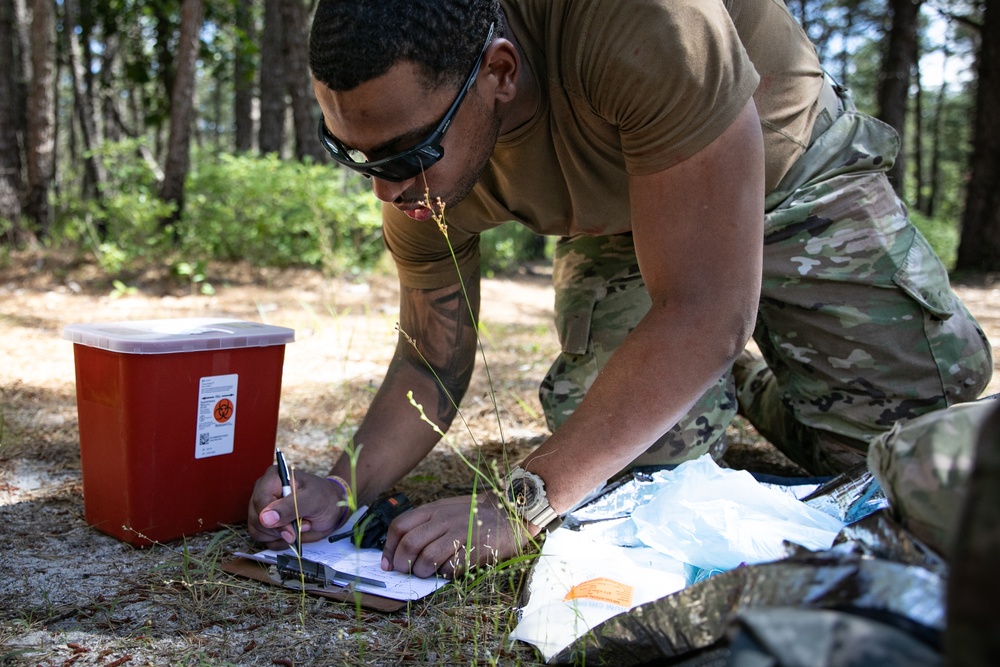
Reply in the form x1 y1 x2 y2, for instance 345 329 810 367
526 504 562 532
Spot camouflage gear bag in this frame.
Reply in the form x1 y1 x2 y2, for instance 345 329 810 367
868 396 1000 555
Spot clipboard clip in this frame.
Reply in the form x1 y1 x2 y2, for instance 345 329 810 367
275 554 387 589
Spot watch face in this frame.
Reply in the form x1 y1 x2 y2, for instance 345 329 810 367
508 477 539 512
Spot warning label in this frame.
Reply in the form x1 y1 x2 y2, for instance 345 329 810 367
563 577 634 608
213 398 234 423
195 374 238 459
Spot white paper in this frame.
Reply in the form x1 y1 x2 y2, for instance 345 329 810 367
235 507 449 601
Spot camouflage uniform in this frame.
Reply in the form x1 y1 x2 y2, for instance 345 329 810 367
868 396 999 555
539 88 993 475
537 233 737 466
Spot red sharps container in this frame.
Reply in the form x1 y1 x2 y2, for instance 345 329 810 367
63 318 295 545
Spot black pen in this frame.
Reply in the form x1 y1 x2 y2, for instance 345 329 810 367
275 448 301 556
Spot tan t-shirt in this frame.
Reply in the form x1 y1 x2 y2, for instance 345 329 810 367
384 0 824 288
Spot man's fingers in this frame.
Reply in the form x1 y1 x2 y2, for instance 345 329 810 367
262 537 292 551
382 509 450 576
381 498 511 579
396 529 458 578
251 495 305 542
247 467 284 536
259 496 296 526
259 508 281 528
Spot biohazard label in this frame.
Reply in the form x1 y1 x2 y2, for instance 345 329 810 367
563 578 634 608
195 374 238 459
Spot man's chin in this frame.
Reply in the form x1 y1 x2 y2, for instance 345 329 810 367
400 206 434 221
392 168 482 222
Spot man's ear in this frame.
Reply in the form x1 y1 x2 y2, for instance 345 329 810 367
486 38 520 104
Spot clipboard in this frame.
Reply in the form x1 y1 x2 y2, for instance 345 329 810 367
222 506 448 611
221 556 406 612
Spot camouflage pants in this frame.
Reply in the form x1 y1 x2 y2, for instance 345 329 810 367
537 234 737 467
539 98 993 475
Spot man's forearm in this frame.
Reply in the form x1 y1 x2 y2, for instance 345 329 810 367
331 353 463 506
520 99 764 522
522 295 755 516
330 279 481 507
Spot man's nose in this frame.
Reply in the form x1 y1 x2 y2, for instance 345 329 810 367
370 176 414 204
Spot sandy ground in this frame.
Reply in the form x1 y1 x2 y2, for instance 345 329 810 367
0 255 563 666
1 252 998 665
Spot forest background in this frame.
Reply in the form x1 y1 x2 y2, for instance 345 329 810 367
0 0 999 276
1 0 1000 666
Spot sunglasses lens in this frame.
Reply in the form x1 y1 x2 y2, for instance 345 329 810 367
318 124 443 181
374 155 427 181
344 147 367 164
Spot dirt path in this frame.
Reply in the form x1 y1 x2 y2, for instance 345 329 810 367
1 252 997 665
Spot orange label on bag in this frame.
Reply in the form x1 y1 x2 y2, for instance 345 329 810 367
563 578 634 607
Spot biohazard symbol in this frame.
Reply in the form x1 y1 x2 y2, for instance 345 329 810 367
213 398 234 423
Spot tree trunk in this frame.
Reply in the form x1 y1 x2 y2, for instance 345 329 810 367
159 0 204 228
12 0 28 145
283 0 324 162
78 0 101 147
912 64 925 211
233 0 255 153
213 68 223 149
877 0 922 197
64 0 106 202
0 0 24 236
838 3 856 88
258 0 286 156
23 0 54 236
153 3 176 120
101 34 122 143
957 0 1000 272
926 75 948 219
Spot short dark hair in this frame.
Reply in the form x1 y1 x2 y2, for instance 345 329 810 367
310 0 502 92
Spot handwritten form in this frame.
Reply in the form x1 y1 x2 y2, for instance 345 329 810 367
235 507 449 601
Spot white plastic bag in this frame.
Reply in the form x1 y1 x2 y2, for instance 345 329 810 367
509 529 687 661
631 455 844 571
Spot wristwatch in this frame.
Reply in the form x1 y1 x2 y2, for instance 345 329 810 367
505 466 562 532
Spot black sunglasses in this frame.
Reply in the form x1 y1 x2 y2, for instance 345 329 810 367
318 23 496 182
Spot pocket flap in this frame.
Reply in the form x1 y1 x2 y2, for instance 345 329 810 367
554 287 598 355
892 234 954 320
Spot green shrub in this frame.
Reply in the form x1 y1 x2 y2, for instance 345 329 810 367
53 139 176 274
479 222 551 276
52 143 555 279
909 209 959 271
181 151 382 274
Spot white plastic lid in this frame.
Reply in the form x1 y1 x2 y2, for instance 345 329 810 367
62 318 295 354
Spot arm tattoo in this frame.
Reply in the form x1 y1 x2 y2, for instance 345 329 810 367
394 279 481 424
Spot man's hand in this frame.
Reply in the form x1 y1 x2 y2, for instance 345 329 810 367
248 467 348 550
380 494 531 578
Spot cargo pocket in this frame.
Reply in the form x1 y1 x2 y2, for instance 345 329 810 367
553 286 599 355
890 230 993 404
891 232 955 321
540 286 600 431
